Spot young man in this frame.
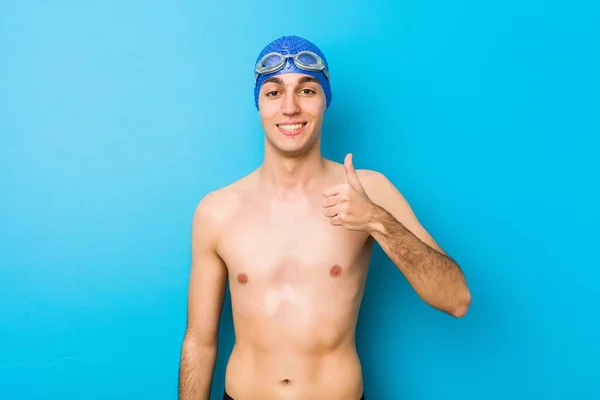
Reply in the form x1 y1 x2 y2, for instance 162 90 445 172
178 35 471 400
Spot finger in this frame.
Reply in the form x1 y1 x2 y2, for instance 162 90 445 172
344 153 364 191
324 205 340 218
322 195 341 208
329 215 342 226
323 184 346 198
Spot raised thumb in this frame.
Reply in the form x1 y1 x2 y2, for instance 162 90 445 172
344 153 364 191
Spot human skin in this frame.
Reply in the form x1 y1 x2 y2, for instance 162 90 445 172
178 73 471 400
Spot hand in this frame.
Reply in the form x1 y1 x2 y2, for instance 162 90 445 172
322 153 376 232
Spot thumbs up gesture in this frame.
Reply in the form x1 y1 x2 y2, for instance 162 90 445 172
322 154 376 232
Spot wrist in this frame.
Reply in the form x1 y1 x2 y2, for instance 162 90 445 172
367 203 387 236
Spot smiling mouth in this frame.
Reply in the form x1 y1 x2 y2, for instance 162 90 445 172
276 122 307 136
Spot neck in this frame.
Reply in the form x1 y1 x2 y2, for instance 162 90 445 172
258 141 326 197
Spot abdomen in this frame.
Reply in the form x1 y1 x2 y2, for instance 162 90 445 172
224 341 364 400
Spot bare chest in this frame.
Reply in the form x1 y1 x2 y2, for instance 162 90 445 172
217 197 372 284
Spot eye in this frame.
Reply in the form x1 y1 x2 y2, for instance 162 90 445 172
300 88 316 95
265 90 280 97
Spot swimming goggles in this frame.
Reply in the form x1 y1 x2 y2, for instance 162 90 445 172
254 51 330 85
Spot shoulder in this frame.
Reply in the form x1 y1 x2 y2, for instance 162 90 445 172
354 168 412 212
355 168 395 194
326 158 390 185
193 189 237 223
325 158 398 196
355 168 387 182
192 172 256 231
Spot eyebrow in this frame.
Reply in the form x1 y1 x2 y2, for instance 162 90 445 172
298 76 319 84
262 76 319 86
263 77 284 85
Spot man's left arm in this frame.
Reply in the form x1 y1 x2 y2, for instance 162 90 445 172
362 169 471 317
324 154 472 317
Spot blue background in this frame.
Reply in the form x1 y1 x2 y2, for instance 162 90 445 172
1 1 598 399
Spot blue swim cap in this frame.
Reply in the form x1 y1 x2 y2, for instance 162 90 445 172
253 35 332 110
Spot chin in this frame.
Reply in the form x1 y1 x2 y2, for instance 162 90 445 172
276 136 321 157
272 141 305 155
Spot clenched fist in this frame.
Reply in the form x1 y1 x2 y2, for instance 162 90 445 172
322 154 377 232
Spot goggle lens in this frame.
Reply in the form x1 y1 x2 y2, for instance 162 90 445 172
255 51 328 78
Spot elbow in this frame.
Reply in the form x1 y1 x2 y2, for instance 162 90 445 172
449 289 472 318
182 328 218 349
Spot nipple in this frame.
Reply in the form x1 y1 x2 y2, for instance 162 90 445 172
329 265 342 277
237 273 248 284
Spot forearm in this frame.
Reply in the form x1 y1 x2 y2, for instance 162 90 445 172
178 337 218 400
369 205 471 317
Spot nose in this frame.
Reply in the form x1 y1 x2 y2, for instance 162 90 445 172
281 90 300 116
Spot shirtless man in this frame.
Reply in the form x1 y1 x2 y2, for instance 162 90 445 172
178 36 471 400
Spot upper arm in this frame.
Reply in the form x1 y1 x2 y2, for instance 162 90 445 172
359 170 447 255
184 193 229 345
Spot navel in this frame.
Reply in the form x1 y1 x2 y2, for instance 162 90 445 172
237 273 248 284
329 265 342 277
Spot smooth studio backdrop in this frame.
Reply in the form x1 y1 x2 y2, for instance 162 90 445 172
1 1 598 399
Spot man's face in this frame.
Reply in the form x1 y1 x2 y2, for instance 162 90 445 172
257 73 327 156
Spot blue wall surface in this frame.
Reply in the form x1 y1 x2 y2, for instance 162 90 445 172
1 1 598 399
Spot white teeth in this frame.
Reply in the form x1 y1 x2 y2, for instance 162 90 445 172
279 123 304 131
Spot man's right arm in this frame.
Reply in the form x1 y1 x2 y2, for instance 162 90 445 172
178 194 228 400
